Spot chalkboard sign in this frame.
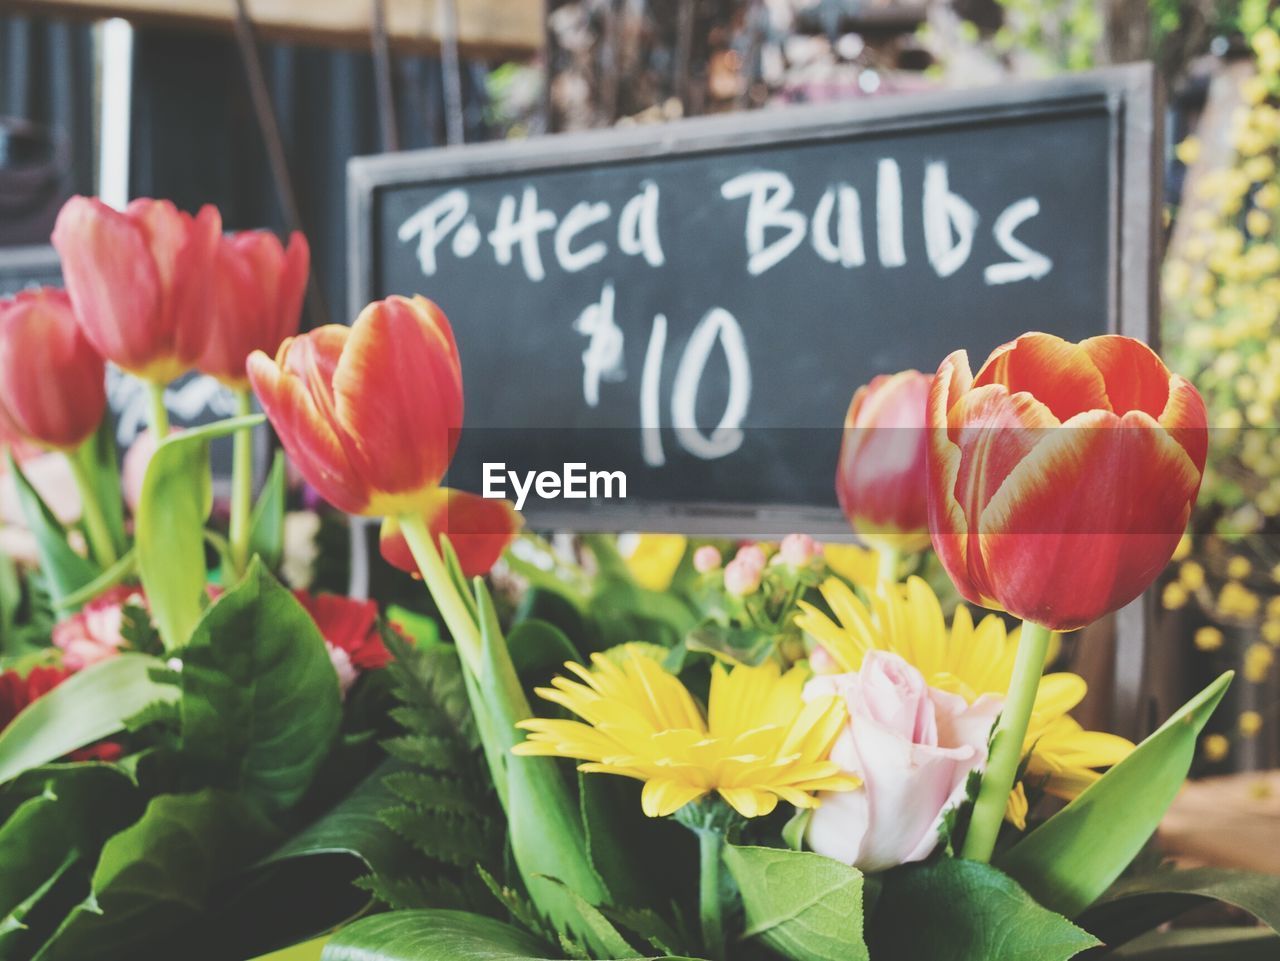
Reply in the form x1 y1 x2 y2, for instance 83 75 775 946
0 244 259 490
348 65 1158 536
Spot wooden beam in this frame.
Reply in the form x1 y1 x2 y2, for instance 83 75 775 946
10 0 543 59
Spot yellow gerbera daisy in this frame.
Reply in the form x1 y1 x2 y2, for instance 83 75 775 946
795 577 1133 817
513 646 860 819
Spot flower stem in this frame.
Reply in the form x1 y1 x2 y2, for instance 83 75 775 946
398 511 482 674
147 382 170 438
961 619 1052 863
228 390 254 578
876 544 901 584
67 445 118 569
699 827 726 961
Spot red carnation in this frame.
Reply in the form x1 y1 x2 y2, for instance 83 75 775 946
0 665 123 762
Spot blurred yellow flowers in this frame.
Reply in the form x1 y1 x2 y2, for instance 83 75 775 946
622 533 688 591
514 646 859 818
795 577 1133 819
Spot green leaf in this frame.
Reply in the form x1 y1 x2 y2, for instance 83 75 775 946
0 654 176 785
868 860 1099 961
685 621 774 667
249 451 287 571
76 417 127 558
251 937 333 961
7 453 98 608
723 844 868 961
998 672 1233 917
56 548 137 611
321 909 698 961
506 619 580 682
535 878 636 958
178 558 340 815
30 789 278 961
1111 927 1280 960
135 414 263 649
1080 868 1280 948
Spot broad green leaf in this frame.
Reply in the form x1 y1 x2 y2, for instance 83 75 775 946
724 843 868 961
7 453 98 608
0 654 176 785
251 937 332 961
31 789 278 961
1080 868 1280 948
468 580 609 947
1112 927 1280 959
321 909 698 961
76 417 127 557
868 860 1099 961
135 414 263 649
998 672 1233 917
506 619 580 682
249 451 287 572
179 559 340 815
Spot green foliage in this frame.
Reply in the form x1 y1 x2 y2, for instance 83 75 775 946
319 908 702 961
998 672 1232 917
365 631 503 912
28 789 278 961
135 414 262 649
0 654 176 785
1080 867 1280 948
176 559 341 816
76 417 127 558
249 451 288 572
1111 927 1280 960
723 844 868 961
7 453 99 609
868 859 1099 961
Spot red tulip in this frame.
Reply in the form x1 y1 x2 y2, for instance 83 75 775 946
380 488 522 577
0 289 106 450
197 230 310 389
247 295 463 516
926 332 1207 631
51 196 221 383
835 370 932 553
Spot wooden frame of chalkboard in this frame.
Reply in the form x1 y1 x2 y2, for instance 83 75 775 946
0 244 63 297
348 64 1159 534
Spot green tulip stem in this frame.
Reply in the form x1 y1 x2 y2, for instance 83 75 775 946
699 827 726 961
147 382 170 438
67 445 119 569
398 511 482 674
961 619 1053 864
876 544 902 584
228 390 254 578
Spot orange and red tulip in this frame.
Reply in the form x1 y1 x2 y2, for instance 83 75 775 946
51 196 221 383
380 488 523 577
247 295 463 516
926 332 1207 631
836 369 932 553
197 230 310 389
0 289 106 450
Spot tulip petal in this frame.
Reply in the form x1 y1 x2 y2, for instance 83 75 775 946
973 333 1112 421
976 409 1201 630
380 487 522 577
333 296 463 506
926 351 981 605
1080 335 1170 417
52 197 164 375
248 331 371 514
1159 374 1209 475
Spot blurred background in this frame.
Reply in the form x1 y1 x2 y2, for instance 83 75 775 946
2 0 1278 867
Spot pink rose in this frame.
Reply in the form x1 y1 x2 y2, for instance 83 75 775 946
804 650 1001 872
51 585 146 671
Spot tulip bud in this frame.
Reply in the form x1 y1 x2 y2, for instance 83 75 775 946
926 332 1208 631
0 289 106 450
52 196 221 383
836 370 932 554
197 230 310 389
692 545 722 573
248 295 463 516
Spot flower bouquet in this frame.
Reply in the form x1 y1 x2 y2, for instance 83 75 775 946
0 195 1278 961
